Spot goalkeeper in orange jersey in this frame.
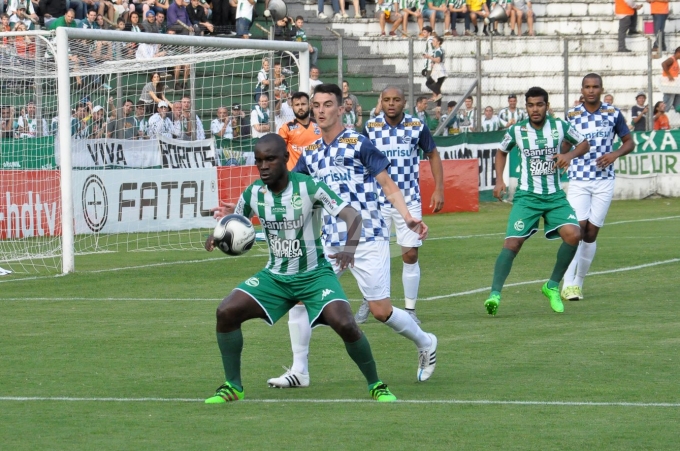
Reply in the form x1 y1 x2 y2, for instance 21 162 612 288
277 91 322 170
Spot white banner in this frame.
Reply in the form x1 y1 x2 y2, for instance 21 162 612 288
56 137 216 169
159 136 217 169
73 168 219 234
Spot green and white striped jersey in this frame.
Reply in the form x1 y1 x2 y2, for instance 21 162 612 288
497 107 528 128
235 172 348 275
400 0 422 9
448 0 466 8
500 117 584 195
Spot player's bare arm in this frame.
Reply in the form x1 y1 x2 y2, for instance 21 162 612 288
327 206 362 270
493 150 508 201
427 149 445 212
375 170 429 240
553 139 590 169
211 201 236 219
597 133 634 168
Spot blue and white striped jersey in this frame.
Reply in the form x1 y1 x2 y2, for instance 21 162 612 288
293 129 391 246
362 113 436 207
566 102 630 181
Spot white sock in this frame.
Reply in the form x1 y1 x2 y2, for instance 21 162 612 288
574 241 597 287
288 304 311 375
384 307 431 350
403 261 421 310
563 242 581 286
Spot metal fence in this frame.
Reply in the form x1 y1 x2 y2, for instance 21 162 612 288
315 32 666 134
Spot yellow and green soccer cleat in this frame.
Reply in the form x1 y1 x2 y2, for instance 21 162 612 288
562 285 583 301
484 294 500 316
369 382 397 402
205 381 244 404
542 282 564 313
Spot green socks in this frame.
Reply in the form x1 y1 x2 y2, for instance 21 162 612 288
216 329 244 392
344 333 379 387
550 242 579 287
491 247 518 294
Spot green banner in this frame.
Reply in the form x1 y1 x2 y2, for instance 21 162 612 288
614 130 679 176
0 137 56 170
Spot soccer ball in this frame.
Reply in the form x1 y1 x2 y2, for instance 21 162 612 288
212 214 256 256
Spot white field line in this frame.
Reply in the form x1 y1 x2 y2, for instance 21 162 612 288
2 258 678 303
0 396 679 407
1 215 678 285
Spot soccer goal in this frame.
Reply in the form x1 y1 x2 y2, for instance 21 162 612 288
0 28 309 275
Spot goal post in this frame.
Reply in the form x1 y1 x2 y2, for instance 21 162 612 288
2 28 309 275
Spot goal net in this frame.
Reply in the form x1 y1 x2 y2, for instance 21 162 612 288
1 28 309 275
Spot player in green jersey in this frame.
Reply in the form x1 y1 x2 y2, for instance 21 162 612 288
484 86 590 316
204 134 397 403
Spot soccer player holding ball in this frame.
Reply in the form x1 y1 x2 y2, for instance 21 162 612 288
204 134 397 403
484 87 590 316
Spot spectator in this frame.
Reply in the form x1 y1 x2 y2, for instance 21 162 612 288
129 0 154 19
480 105 501 131
133 101 149 138
498 93 527 128
603 93 614 105
424 34 446 106
95 13 112 29
141 9 158 32
489 0 513 36
420 25 434 71
254 58 270 102
422 0 448 36
1 14 11 41
630 91 648 131
413 95 430 125
111 18 127 57
89 105 107 139
13 22 35 57
272 62 289 92
398 0 423 36
652 100 669 130
309 66 323 96
156 9 166 32
440 100 461 135
80 8 98 27
251 93 271 139
106 98 135 139
229 103 251 139
179 95 206 140
574 95 584 106
164 28 191 91
187 0 213 34
8 0 39 29
274 91 295 131
341 80 362 121
369 92 382 119
1 105 17 139
317 0 341 19
147 101 174 138
139 72 169 115
234 0 254 39
170 100 182 138
17 101 48 138
291 16 318 66
341 97 357 129
69 0 86 20
40 0 66 27
660 47 680 111
377 0 401 36
168 0 192 33
47 7 76 29
136 39 165 59
510 0 534 36
616 0 642 52
458 95 476 131
129 9 142 30
110 0 128 24
650 0 668 53
465 0 489 36
340 0 361 18
446 0 466 36
212 0 236 34
211 106 233 139
71 102 90 139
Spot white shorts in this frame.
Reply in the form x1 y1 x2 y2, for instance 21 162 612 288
324 240 390 301
381 203 423 248
566 179 615 228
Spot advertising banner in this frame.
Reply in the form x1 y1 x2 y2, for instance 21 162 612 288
72 168 219 234
0 170 61 239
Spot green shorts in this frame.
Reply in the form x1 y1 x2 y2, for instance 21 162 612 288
505 190 579 240
235 265 348 328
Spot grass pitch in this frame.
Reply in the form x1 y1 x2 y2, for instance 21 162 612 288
1 198 679 450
